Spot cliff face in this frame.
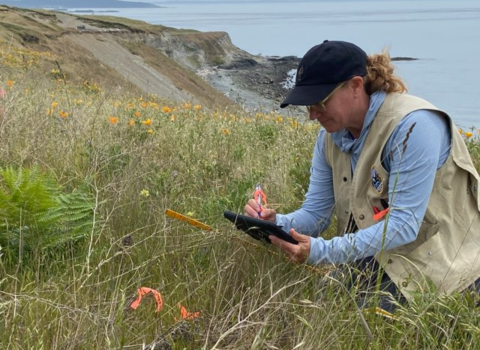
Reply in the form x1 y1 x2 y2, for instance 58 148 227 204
144 30 245 70
0 5 299 111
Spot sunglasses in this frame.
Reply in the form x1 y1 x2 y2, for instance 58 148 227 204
306 81 346 113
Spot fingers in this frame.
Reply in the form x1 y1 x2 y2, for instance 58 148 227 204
289 229 310 244
244 199 276 222
244 199 260 217
269 229 310 264
260 208 276 222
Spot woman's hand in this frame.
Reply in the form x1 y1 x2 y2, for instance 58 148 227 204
269 228 311 264
244 198 277 222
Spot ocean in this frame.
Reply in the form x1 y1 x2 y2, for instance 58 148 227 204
69 0 480 128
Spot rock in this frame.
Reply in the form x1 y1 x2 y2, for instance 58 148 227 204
392 56 419 61
200 53 300 112
21 34 39 43
219 57 258 69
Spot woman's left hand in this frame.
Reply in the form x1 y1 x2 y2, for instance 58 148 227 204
269 228 311 264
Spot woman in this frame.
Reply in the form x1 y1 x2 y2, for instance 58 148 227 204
244 40 480 310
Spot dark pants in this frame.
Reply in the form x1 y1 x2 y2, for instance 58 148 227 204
346 256 480 312
346 256 406 313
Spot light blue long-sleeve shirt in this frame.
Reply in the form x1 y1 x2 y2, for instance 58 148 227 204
276 91 451 265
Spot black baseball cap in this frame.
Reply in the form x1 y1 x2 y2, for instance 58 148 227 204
280 40 368 108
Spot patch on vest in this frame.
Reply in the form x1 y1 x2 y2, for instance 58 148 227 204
371 166 384 193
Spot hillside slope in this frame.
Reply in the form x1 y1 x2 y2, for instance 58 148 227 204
0 5 250 108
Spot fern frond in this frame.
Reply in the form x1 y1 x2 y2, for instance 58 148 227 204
0 166 97 263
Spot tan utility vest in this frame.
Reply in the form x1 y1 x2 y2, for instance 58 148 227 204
324 93 480 300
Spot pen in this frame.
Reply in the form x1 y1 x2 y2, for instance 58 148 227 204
254 183 267 218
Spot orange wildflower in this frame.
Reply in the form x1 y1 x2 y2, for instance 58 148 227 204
51 102 58 109
194 104 202 111
277 117 283 123
135 111 141 118
128 119 135 127
142 118 152 126
162 106 171 113
141 102 148 109
465 132 473 138
59 111 69 119
221 128 230 135
109 116 118 125
7 80 13 88
184 103 191 109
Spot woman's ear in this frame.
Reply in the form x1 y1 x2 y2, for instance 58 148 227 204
349 76 364 95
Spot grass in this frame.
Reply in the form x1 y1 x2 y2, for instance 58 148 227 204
1 47 480 350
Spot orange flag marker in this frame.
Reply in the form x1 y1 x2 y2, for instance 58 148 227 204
175 303 201 322
373 208 390 221
130 287 163 313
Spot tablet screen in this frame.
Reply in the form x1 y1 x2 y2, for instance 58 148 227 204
224 210 298 245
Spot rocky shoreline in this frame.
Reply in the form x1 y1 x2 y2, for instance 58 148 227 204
198 54 419 114
199 55 300 113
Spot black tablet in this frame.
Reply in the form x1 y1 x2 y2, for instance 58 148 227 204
224 210 298 245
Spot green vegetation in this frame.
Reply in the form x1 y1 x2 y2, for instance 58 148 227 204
1 46 480 350
80 15 166 32
0 166 96 264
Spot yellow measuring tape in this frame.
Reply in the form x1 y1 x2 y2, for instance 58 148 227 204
165 209 213 231
364 306 398 320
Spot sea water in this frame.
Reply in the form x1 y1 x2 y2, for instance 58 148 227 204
68 0 480 128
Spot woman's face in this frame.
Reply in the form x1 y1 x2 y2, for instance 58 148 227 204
307 83 354 133
307 77 366 137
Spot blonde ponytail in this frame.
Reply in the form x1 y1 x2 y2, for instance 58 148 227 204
364 49 407 95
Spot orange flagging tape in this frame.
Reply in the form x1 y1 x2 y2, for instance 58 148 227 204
178 303 201 320
373 208 390 221
130 287 163 313
174 303 201 322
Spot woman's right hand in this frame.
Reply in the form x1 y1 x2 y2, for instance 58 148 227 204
244 199 277 222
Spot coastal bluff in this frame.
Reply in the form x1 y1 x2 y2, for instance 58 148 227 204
0 5 300 111
0 0 160 9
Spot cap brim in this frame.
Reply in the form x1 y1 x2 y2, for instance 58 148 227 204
280 83 338 108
